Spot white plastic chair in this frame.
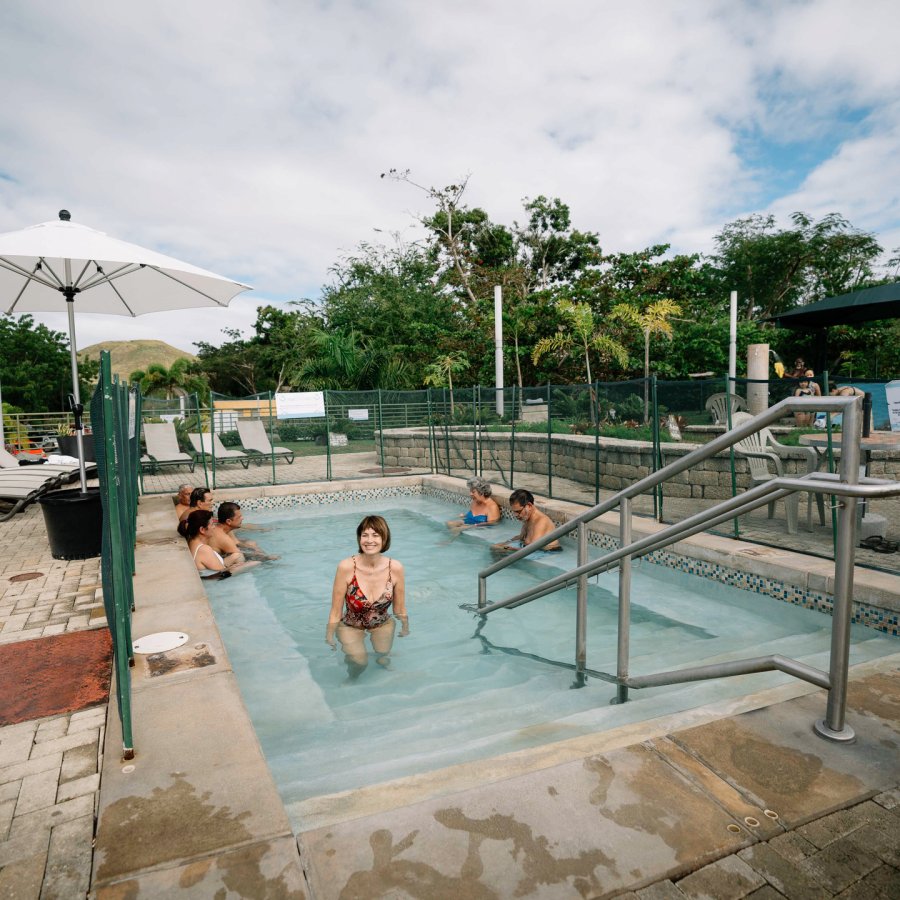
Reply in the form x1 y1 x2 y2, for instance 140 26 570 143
705 392 748 425
731 412 825 533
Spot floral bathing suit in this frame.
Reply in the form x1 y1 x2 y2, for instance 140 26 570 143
342 556 394 630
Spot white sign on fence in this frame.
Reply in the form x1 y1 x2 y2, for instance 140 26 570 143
348 408 369 421
275 391 326 419
885 380 900 432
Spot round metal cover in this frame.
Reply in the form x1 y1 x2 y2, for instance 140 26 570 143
132 632 189 654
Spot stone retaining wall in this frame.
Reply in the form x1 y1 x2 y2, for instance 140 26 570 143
375 428 898 498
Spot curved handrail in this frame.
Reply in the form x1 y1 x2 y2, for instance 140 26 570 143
469 394 900 743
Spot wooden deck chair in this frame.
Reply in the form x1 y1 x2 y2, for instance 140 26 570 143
189 433 251 469
731 412 825 534
236 419 295 465
0 470 68 522
141 423 195 474
705 392 748 425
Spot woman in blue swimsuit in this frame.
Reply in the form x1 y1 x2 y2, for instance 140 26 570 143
327 515 408 677
447 477 502 530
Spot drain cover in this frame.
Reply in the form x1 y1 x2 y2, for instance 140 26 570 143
9 572 43 582
132 632 189 654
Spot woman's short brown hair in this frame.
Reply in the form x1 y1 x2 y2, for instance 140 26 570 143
357 515 391 552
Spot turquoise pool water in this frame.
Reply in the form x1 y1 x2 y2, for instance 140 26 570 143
207 495 898 819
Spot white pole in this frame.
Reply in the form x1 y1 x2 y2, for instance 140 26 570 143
494 285 504 416
0 372 5 449
728 290 737 396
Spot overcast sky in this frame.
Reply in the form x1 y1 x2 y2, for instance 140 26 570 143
2 0 898 353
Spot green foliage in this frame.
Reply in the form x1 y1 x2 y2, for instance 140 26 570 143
0 314 84 411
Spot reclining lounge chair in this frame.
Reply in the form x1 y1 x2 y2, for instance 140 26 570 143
189 433 251 469
141 423 195 474
0 445 97 482
236 419 295 465
0 468 70 522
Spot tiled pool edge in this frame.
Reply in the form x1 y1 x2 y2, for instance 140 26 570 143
228 474 900 636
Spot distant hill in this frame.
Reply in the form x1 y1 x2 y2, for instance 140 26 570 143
79 340 197 382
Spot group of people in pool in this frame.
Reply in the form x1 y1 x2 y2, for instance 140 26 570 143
326 478 561 677
173 484 276 579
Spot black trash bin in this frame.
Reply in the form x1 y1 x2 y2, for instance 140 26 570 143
38 488 103 560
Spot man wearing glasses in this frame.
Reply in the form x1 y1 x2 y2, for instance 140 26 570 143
493 489 561 553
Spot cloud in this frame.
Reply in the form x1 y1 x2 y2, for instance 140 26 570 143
1 0 898 352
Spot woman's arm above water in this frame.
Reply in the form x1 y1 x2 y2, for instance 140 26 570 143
391 560 408 636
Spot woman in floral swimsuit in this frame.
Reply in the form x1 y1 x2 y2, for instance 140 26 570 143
326 515 408 677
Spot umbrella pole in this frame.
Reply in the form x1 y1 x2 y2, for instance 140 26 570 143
64 288 89 493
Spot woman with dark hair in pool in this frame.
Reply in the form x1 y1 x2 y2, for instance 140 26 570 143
182 509 258 579
326 515 408 677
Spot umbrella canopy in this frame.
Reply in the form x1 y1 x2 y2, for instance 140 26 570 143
0 210 252 490
769 281 900 329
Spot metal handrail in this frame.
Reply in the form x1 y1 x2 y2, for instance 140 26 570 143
467 395 899 743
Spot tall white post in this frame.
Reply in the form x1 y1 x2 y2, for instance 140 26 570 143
728 290 737 395
0 373 5 449
747 343 770 414
494 285 504 416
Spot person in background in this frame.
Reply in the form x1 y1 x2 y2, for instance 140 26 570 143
447 477 502 529
174 484 194 521
326 515 408 678
208 501 278 562
178 487 213 525
793 373 817 426
492 489 561 552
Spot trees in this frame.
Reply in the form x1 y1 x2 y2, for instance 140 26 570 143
0 314 91 411
130 358 208 401
708 212 881 321
632 299 683 422
532 301 632 386
423 351 470 416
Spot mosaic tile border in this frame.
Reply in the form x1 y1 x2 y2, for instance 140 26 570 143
232 484 897 636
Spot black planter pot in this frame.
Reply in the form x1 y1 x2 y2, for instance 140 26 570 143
56 433 96 462
38 487 103 560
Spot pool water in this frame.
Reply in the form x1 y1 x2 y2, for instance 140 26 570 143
208 496 897 820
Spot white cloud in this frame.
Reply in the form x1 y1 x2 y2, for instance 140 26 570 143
1 0 898 353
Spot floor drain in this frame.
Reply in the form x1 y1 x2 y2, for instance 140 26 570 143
764 809 779 819
727 824 741 833
9 572 43 582
744 816 760 827
133 632 189 654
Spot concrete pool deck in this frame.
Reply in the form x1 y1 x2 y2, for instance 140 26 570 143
0 475 898 897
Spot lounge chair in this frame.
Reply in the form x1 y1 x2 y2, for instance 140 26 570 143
189 433 251 469
705 392 748 425
236 419 295 465
0 469 69 522
141 423 195 474
0 446 96 481
731 412 825 534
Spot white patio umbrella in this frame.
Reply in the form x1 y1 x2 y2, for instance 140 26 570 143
0 210 251 491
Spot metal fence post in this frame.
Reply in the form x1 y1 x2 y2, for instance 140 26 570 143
616 496 632 704
575 522 587 686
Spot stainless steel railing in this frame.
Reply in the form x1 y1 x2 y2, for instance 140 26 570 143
464 395 900 743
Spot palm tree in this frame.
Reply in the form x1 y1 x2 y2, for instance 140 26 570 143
423 351 470 416
633 299 682 423
532 301 633 421
130 358 208 401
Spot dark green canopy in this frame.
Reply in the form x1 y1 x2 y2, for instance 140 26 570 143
770 281 900 329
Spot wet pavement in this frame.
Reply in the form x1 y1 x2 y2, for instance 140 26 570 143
0 472 898 898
